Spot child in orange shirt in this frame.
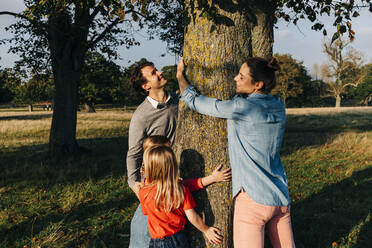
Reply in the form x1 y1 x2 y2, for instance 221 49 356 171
140 135 231 190
139 145 223 247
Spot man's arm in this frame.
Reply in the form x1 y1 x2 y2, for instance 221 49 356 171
126 112 146 196
176 57 189 95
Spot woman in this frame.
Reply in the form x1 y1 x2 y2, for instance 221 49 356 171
177 57 295 248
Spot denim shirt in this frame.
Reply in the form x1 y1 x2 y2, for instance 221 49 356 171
181 86 290 206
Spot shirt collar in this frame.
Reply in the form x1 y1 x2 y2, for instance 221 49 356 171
147 93 172 109
248 93 269 98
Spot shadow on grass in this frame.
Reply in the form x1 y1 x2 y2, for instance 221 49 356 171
0 136 128 189
0 113 53 121
282 113 372 155
0 135 135 247
1 194 137 247
289 167 372 248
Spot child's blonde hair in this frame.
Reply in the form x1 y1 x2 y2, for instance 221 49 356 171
143 135 170 151
141 136 171 179
143 145 184 212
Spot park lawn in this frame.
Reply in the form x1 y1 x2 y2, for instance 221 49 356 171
0 107 371 248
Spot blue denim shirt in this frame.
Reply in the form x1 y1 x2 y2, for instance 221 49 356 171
181 86 290 206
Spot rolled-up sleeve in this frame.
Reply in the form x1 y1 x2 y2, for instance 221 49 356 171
181 86 237 119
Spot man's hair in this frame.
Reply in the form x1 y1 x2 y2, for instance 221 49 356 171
130 60 154 95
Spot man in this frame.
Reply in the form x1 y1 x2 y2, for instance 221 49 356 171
127 60 178 247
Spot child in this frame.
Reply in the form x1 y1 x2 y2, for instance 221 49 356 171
139 145 223 247
141 135 231 190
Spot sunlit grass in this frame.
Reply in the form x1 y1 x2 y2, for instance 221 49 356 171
0 107 371 247
0 109 135 247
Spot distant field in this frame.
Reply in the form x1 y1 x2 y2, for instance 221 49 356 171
286 106 372 115
0 107 371 247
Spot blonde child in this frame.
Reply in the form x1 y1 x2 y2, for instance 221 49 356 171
141 135 231 190
139 145 223 247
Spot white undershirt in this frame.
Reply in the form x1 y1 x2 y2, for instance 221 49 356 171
146 94 171 109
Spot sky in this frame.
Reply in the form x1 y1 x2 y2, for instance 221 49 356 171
1 0 372 75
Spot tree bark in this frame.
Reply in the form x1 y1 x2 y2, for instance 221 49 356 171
174 1 275 247
49 56 82 153
47 12 88 154
335 94 341 107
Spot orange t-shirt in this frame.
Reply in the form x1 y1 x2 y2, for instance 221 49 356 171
139 180 201 239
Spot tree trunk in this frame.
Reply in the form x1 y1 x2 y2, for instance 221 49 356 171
47 12 88 154
335 94 341 107
84 100 96 113
174 1 274 247
49 57 82 153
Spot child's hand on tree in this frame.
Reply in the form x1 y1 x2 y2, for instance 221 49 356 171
211 164 232 183
204 227 223 244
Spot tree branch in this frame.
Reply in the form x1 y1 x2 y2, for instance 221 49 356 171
89 0 105 23
0 11 47 34
87 18 121 50
0 11 28 19
86 7 146 50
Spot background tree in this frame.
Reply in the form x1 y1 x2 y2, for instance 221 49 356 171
147 0 184 56
321 37 366 107
312 63 320 80
22 72 54 104
161 65 179 94
0 67 26 104
168 1 372 247
0 69 15 104
79 51 123 112
272 53 304 105
0 0 155 154
344 63 372 105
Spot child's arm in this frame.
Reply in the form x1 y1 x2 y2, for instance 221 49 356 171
185 208 223 244
183 165 231 191
201 165 231 187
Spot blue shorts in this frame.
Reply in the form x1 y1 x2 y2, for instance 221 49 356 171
149 229 189 248
129 204 151 248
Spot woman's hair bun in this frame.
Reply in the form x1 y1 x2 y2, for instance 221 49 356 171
267 57 280 71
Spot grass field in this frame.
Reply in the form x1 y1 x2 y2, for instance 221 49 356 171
0 107 371 248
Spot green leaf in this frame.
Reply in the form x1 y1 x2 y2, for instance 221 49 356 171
352 11 360 17
323 29 327 36
339 25 347 34
331 32 340 44
313 23 324 31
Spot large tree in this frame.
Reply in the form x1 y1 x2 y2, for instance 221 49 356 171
0 0 153 154
165 0 372 247
272 53 306 104
321 37 366 107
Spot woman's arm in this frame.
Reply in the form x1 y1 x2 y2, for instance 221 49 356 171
177 58 238 119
